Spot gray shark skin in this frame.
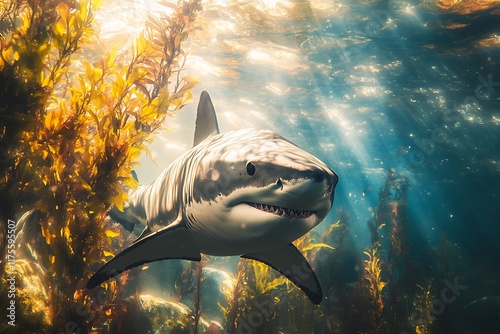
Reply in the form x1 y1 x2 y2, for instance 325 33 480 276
88 91 338 304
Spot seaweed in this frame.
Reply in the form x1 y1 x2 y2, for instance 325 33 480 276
412 282 436 334
219 259 247 334
362 246 388 332
307 170 449 334
0 0 201 332
234 258 282 334
338 170 450 334
192 258 204 334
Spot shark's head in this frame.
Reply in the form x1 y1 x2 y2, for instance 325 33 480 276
185 128 338 255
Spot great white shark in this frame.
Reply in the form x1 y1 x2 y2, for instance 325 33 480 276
87 91 338 304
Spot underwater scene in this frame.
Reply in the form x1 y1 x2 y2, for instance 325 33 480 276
1 0 499 333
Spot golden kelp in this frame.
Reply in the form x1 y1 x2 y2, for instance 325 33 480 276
0 0 201 332
362 247 387 332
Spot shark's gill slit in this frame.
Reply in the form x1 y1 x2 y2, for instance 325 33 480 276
244 201 315 219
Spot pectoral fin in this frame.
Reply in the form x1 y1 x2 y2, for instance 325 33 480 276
242 243 322 304
87 224 200 289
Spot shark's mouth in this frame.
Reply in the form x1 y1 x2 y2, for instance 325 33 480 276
245 202 315 219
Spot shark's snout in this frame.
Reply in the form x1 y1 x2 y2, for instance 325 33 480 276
328 171 339 206
306 170 322 183
306 165 338 191
305 165 338 214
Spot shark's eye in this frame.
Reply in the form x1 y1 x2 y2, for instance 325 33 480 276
246 161 256 176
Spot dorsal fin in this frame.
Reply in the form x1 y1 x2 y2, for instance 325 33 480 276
193 91 220 147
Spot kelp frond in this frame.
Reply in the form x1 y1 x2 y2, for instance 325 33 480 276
0 0 202 332
413 282 435 334
361 246 387 333
363 247 387 308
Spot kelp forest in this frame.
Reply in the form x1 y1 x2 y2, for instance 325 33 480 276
1 1 464 333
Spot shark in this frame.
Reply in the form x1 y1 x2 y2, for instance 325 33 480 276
87 91 338 304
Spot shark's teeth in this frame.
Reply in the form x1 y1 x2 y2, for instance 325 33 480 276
245 202 314 219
